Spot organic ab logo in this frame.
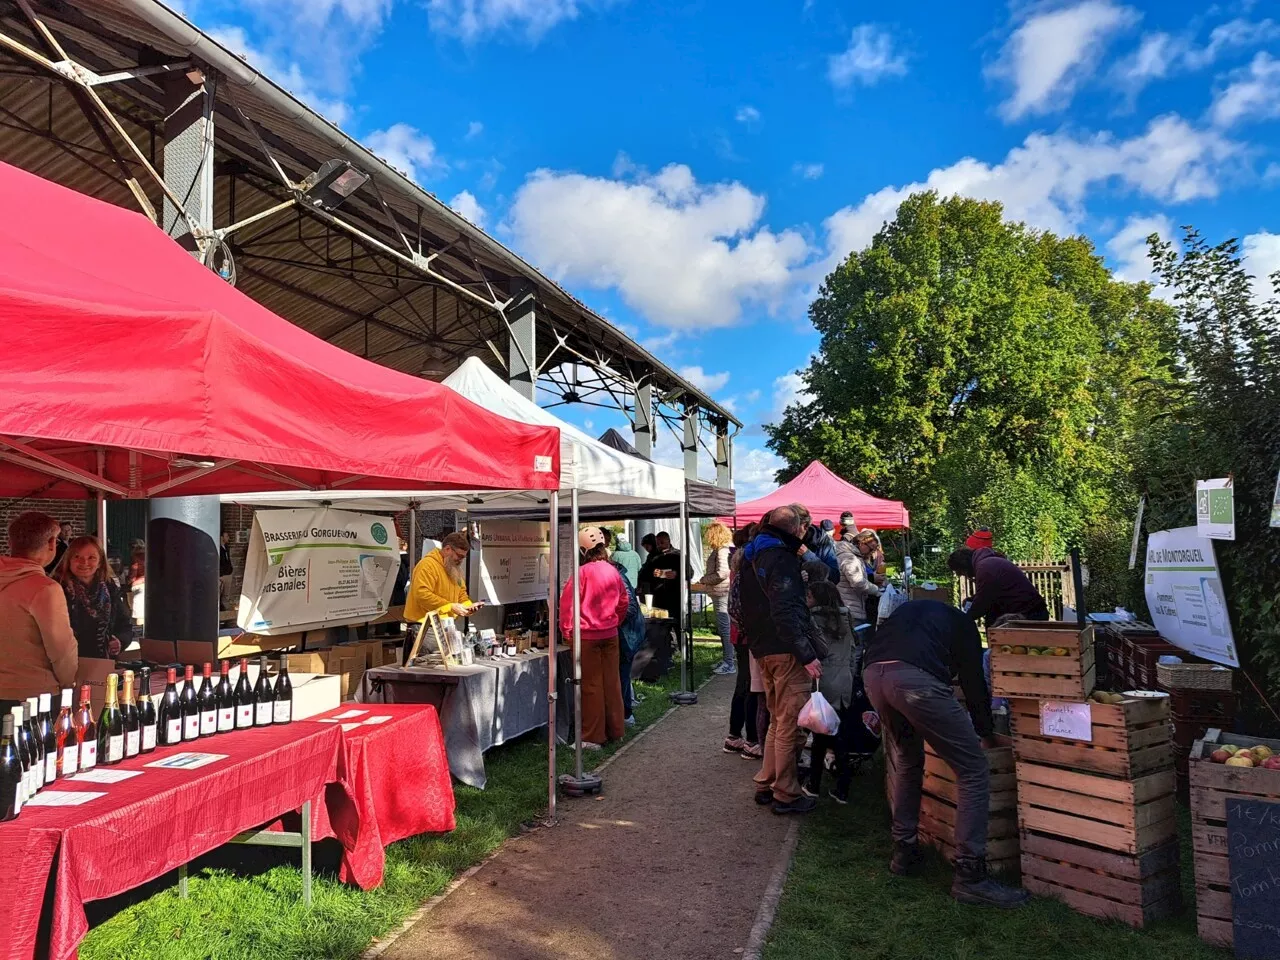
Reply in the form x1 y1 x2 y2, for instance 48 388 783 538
371 522 389 545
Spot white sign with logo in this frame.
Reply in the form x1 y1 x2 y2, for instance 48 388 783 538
1271 470 1280 529
468 519 551 606
238 507 400 635
1039 701 1093 742
1144 526 1239 667
1195 478 1235 541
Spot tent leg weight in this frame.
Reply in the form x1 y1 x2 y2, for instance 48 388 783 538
559 772 603 797
670 691 699 705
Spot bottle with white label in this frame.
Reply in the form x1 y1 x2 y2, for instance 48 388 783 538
1 712 21 820
216 660 235 733
197 663 218 738
97 672 124 765
75 685 97 771
254 656 274 726
137 667 157 753
234 657 254 729
158 667 182 746
25 697 44 792
273 654 292 724
39 693 57 785
121 671 141 759
54 688 77 778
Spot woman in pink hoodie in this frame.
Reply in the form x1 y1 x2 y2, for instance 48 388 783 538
559 528 630 747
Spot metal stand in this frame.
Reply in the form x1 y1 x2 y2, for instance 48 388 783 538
670 500 697 706
560 488 602 797
177 799 313 905
546 491 560 819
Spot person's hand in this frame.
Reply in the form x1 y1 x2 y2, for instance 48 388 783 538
804 659 822 680
797 544 809 556
874 574 887 586
106 637 122 658
449 603 472 617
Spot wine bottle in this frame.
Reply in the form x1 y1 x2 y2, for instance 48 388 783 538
273 654 293 724
55 688 77 777
179 665 199 742
11 706 31 803
121 671 141 758
234 657 254 730
97 673 124 765
76 685 97 771
0 712 21 820
39 693 57 785
137 667 158 753
197 662 217 737
158 667 182 746
25 697 44 792
253 656 274 726
216 661 235 733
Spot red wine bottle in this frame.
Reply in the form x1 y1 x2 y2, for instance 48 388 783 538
216 661 235 733
234 657 254 729
75 685 97 771
158 668 182 746
97 673 124 766
137 667 157 753
197 663 218 737
25 697 44 793
55 688 77 777
121 671 141 759
0 712 21 820
253 656 274 726
11 705 32 803
180 665 200 742
39 693 57 785
273 654 293 724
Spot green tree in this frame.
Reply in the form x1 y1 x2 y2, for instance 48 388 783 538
767 192 1176 591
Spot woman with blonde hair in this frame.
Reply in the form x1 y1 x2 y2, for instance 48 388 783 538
55 536 132 658
694 521 735 675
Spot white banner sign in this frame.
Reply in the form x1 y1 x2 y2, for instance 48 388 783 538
1195 478 1235 541
468 520 551 606
238 507 400 635
1271 471 1280 529
1144 526 1239 667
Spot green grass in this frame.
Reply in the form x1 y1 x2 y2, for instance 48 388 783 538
79 640 722 960
763 763 1229 960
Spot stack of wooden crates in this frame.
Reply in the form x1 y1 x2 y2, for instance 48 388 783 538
990 621 1181 927
919 736 1019 873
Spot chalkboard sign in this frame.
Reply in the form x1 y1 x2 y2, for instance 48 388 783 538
1227 797 1280 958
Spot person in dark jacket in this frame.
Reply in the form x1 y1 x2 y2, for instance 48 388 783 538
792 505 840 581
801 565 858 805
863 599 1029 908
947 546 1049 625
638 530 684 617
740 505 822 815
54 536 132 659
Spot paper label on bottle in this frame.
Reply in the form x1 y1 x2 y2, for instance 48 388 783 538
236 705 254 728
183 714 200 740
13 781 21 813
142 724 157 751
45 752 57 781
255 702 272 725
33 757 44 789
167 718 183 743
80 740 97 769
62 743 78 776
273 700 291 723
217 708 234 731
108 735 124 763
125 730 140 756
199 711 216 736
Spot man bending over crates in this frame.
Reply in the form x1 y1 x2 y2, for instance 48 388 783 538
862 599 1030 908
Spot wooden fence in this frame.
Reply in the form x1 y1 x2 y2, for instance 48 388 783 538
954 562 1076 621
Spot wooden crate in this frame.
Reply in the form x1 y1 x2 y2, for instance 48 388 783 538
919 737 1019 873
1016 761 1177 855
989 622 1096 700
1188 729 1280 948
1021 831 1181 928
1009 695 1172 780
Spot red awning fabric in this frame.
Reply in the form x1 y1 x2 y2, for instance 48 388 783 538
726 460 910 529
0 162 560 499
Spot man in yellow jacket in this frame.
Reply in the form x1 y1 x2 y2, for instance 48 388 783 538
405 531 479 622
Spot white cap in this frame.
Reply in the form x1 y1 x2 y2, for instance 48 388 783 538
26 697 37 711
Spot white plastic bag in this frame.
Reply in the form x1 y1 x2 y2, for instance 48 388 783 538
877 583 906 623
799 691 840 736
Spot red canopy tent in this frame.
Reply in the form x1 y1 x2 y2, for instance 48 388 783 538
0 161 560 499
726 460 909 529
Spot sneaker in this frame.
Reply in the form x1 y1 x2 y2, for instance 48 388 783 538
625 715 637 727
773 795 818 815
724 737 746 753
889 840 922 877
831 784 850 805
754 789 775 806
952 858 1030 909
582 741 604 751
801 784 820 800
712 662 737 676
741 742 763 759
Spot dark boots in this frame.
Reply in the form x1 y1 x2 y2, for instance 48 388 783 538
951 857 1030 908
889 839 922 876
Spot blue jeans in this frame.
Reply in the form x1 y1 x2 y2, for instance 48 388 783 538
715 604 732 667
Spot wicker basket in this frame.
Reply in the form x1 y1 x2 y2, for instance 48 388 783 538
1156 662 1233 691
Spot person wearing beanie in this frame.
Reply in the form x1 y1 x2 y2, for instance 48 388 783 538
965 528 994 551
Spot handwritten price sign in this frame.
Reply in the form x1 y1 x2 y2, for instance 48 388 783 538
1039 701 1093 742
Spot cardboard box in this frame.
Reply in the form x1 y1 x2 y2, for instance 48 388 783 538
74 658 119 713
286 651 364 700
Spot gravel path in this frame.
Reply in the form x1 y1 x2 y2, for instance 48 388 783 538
377 674 795 960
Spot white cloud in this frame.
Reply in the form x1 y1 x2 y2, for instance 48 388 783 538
734 446 785 499
362 124 440 182
744 388 762 404
1116 18 1280 99
991 1 1138 120
449 189 487 226
425 0 612 41
210 26 352 126
822 115 1243 262
1244 231 1280 304
507 163 811 329
678 366 731 393
828 24 907 89
466 120 484 139
769 371 812 423
1106 214 1175 293
793 162 825 180
1211 52 1280 128
735 105 762 125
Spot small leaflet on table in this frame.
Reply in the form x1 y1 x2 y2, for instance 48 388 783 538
340 722 362 731
145 752 229 771
362 715 392 725
25 790 107 807
332 709 368 720
73 768 142 784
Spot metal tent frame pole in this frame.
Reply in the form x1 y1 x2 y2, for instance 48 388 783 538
560 488 601 796
546 491 559 819
670 500 697 705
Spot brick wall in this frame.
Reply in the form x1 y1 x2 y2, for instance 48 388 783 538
0 499 86 555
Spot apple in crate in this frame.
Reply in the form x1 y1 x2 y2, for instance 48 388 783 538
1253 745 1274 762
1263 756 1280 771
1211 748 1234 763
1226 755 1255 767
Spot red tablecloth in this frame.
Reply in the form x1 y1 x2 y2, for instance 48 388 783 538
306 704 456 888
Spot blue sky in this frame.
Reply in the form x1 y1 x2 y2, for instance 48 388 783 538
180 0 1279 496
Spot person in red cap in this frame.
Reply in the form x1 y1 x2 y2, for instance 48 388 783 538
965 528 993 551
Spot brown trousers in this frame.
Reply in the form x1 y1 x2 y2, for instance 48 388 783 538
753 653 812 803
582 634 625 745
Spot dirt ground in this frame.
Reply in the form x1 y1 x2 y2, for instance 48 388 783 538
378 674 794 960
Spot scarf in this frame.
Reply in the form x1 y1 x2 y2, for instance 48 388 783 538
66 576 113 657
